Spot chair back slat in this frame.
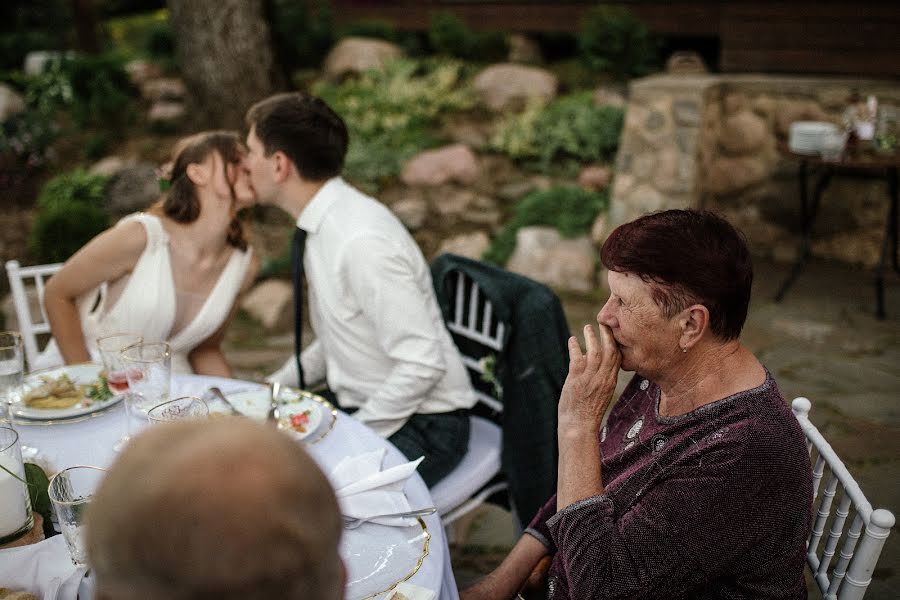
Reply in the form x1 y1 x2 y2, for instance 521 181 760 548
4 260 63 369
791 398 895 600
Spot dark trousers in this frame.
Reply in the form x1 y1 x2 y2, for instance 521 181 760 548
319 390 470 488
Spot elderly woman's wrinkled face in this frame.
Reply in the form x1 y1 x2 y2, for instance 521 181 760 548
597 271 681 376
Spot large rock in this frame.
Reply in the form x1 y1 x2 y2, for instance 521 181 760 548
391 197 428 230
89 156 129 178
148 101 186 124
719 110 769 154
508 34 543 64
437 231 491 260
704 156 768 196
473 63 557 111
322 37 404 80
240 279 294 331
593 86 627 109
401 144 480 187
125 59 163 87
506 227 595 293
578 165 612 191
105 162 160 218
0 84 25 122
665 51 708 75
774 99 832 137
141 78 187 102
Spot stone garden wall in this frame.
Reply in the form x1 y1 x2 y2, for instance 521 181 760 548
612 74 900 266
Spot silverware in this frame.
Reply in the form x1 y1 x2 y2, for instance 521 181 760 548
267 381 281 424
207 387 242 416
341 507 437 530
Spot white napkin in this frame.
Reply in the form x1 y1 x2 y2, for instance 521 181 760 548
330 448 424 527
0 535 86 600
384 582 436 600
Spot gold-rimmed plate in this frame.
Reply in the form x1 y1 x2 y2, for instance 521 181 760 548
12 363 123 421
343 517 430 600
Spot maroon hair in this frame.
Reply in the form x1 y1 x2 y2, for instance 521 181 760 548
600 209 753 340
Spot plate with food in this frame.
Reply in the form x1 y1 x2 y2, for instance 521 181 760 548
12 363 121 420
206 386 324 440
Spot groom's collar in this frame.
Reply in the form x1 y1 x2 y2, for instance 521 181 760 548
295 177 343 233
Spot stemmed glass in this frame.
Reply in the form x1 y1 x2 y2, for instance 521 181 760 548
115 342 171 451
0 332 25 425
147 396 209 424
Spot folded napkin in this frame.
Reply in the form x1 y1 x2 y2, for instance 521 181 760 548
384 582 436 600
0 535 86 600
330 448 424 527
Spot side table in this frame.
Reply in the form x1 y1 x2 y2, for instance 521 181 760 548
775 143 899 319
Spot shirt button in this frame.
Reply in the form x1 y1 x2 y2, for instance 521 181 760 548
639 379 649 391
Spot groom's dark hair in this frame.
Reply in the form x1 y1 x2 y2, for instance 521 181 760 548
246 92 348 181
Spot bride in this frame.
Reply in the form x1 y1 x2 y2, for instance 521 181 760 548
41 131 260 376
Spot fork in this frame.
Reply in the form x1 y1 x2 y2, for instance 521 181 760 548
207 387 242 416
266 381 281 424
341 507 437 529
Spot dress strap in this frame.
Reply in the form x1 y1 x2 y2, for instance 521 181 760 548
117 212 169 252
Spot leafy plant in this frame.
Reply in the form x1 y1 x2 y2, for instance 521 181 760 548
427 12 507 62
313 58 475 183
30 170 110 263
270 0 335 71
0 110 60 168
103 8 169 59
491 92 624 172
484 186 608 266
578 6 658 79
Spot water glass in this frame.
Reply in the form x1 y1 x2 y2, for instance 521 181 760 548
121 342 171 415
96 332 143 396
0 332 25 424
147 396 209 424
0 426 33 544
48 465 107 565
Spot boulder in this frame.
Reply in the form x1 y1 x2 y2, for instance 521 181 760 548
437 231 491 260
473 63 557 111
590 213 608 246
506 227 595 293
578 165 612 191
774 100 832 137
665 51 708 75
401 144 480 187
704 156 768 196
89 156 129 178
105 162 160 218
719 110 769 154
508 34 543 64
0 84 25 122
322 37 404 80
391 197 429 230
141 78 187 102
23 51 74 76
125 59 163 87
148 101 186 124
240 279 294 331
593 86 627 109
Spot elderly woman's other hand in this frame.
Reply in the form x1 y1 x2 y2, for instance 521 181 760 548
558 323 621 432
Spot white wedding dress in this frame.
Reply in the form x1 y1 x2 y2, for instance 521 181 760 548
34 213 254 374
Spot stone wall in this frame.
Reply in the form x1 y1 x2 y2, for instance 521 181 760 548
611 74 900 266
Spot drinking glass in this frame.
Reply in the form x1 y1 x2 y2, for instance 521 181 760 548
96 333 143 396
48 465 107 565
147 396 209 424
0 332 24 424
115 342 171 451
0 426 33 544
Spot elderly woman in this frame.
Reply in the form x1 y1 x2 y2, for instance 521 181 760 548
461 210 813 599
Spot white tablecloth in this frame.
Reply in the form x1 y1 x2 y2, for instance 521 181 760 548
7 374 460 600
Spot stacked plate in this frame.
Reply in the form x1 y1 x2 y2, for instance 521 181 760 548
789 121 839 155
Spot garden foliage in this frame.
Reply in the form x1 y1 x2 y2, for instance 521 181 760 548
427 12 508 62
30 170 110 263
270 0 335 71
578 6 658 79
491 92 624 173
104 9 173 64
484 186 608 266
314 58 475 183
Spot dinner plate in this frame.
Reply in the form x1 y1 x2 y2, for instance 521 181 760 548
206 387 324 440
12 363 123 421
342 518 430 599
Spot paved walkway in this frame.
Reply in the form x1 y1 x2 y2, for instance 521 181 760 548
224 256 899 597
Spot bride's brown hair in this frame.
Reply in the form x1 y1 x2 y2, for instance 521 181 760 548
152 131 248 251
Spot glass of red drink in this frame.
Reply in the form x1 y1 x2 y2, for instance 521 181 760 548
96 333 143 396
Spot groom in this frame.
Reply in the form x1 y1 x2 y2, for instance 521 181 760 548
243 92 476 486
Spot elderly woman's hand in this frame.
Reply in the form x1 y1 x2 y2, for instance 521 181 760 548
558 323 622 432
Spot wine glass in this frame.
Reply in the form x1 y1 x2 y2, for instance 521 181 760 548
147 396 209 424
96 332 143 396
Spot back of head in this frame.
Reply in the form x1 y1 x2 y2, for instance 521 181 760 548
246 92 348 181
87 419 343 600
600 209 753 340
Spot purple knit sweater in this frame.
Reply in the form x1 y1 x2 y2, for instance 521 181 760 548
526 371 812 599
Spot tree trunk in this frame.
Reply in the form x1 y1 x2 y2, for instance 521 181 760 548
69 0 100 54
167 0 285 129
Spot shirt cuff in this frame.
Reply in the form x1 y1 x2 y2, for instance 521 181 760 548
546 494 614 531
524 527 552 550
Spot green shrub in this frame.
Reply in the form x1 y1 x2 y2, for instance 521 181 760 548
141 20 175 64
491 92 624 172
270 0 335 71
313 58 475 184
83 132 110 161
0 110 59 168
340 19 397 42
427 12 507 62
30 170 111 262
0 1 72 70
578 6 658 79
103 9 168 59
484 186 608 266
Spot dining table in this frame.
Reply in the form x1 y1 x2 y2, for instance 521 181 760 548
2 371 460 600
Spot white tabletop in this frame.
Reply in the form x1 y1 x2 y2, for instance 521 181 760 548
10 373 459 600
